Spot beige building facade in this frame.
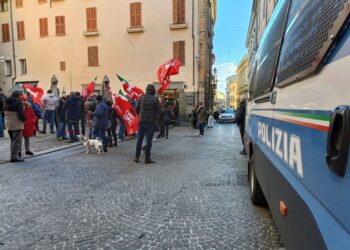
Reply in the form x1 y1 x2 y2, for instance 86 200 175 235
225 75 238 109
236 54 248 96
214 90 225 111
0 0 216 121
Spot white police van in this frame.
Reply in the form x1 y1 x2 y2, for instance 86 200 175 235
245 0 350 249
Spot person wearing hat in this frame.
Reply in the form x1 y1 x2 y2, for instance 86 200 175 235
4 91 26 162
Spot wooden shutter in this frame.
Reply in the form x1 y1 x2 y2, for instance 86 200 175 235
173 0 185 24
38 0 47 3
17 21 25 40
173 0 179 24
88 46 99 67
179 41 185 65
56 16 65 36
16 0 23 8
130 3 136 27
130 2 141 27
60 61 66 71
39 18 48 37
136 3 142 27
86 7 97 31
2 24 10 42
178 0 185 23
173 41 185 65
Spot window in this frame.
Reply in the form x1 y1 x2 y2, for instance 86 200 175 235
60 61 66 71
88 46 99 67
173 0 185 24
4 60 11 76
0 0 8 12
39 18 48 37
2 23 10 42
17 21 25 40
173 41 185 66
15 0 23 8
38 0 47 4
55 16 66 36
86 7 97 31
19 59 27 75
130 2 142 28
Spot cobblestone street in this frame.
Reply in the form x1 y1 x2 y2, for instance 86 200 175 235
0 124 282 250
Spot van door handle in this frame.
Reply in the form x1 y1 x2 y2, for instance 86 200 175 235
325 106 350 177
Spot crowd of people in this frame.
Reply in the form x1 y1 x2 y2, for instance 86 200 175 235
0 84 176 163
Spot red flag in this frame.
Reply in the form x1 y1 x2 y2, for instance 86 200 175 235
21 84 44 106
82 77 97 98
117 74 144 100
114 94 139 134
157 59 181 94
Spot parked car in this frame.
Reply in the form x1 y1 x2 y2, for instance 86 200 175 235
218 108 235 123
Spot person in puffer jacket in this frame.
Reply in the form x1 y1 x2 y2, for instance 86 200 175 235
4 91 26 162
40 89 58 134
134 84 160 164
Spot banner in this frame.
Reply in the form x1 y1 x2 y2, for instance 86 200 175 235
114 95 139 135
157 59 181 94
21 84 44 106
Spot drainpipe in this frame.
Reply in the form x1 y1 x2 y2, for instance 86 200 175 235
9 0 17 85
192 0 196 106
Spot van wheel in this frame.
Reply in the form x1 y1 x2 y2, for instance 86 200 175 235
249 157 267 206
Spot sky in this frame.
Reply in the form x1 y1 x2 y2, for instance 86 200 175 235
213 0 253 93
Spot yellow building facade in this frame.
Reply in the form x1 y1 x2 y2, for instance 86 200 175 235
236 54 248 96
226 75 238 109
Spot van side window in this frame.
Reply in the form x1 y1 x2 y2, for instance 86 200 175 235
276 0 349 86
250 0 290 99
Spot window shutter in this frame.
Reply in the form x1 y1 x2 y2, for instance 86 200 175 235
130 3 136 27
179 41 185 65
2 24 10 42
56 16 65 36
86 7 97 31
178 0 185 23
173 0 179 24
88 46 99 67
173 41 179 61
17 21 25 40
40 18 48 37
136 3 142 27
16 0 23 8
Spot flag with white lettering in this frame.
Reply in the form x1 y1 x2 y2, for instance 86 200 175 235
82 77 97 99
113 94 139 134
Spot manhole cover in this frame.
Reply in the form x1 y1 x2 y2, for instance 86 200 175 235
235 173 248 187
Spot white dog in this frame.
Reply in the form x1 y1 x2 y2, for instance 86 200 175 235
77 135 104 155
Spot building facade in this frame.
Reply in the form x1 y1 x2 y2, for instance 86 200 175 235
225 75 238 109
236 54 248 96
245 0 278 86
0 0 216 122
214 90 225 111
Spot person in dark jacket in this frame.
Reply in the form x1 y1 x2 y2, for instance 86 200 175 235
91 95 109 152
236 95 247 154
56 98 66 141
4 91 26 162
64 91 81 143
134 84 160 164
192 105 199 129
0 88 7 132
106 101 118 147
157 102 173 139
76 92 86 136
